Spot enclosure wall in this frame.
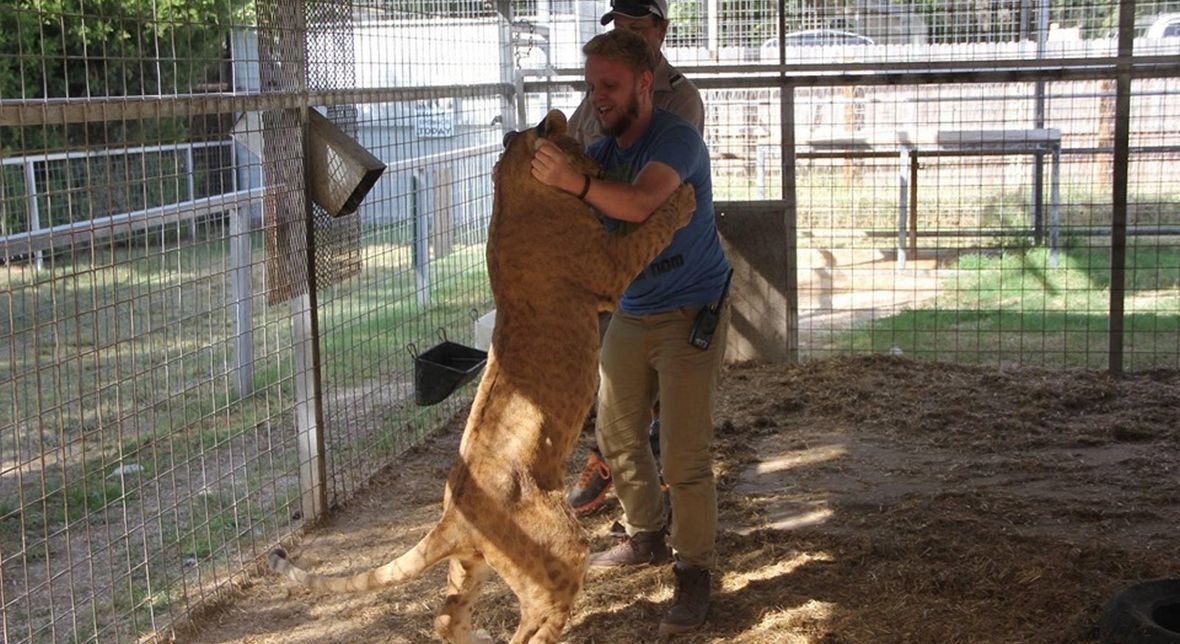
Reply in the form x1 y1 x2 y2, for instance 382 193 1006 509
1 0 1178 640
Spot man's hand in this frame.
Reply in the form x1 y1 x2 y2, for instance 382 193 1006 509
531 141 684 224
531 141 579 195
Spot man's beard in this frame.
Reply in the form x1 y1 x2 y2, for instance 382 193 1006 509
602 94 641 138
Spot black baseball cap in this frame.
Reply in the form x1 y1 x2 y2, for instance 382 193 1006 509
600 0 668 25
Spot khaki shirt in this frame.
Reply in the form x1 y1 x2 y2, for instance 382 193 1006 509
567 55 704 148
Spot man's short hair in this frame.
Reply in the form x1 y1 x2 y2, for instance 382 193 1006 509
582 29 658 76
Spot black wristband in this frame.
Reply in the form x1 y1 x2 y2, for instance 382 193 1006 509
576 174 591 200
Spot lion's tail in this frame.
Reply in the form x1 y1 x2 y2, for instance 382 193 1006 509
268 518 456 593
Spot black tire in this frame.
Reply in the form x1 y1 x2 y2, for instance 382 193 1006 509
1100 578 1180 644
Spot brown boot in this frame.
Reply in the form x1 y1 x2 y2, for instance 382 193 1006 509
587 530 671 568
658 563 710 635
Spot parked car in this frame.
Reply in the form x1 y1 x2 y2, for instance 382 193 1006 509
1145 13 1180 38
1105 13 1180 39
759 29 875 63
761 29 875 50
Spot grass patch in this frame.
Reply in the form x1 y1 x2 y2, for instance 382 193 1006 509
60 478 130 517
316 242 493 389
0 226 494 641
824 241 1180 370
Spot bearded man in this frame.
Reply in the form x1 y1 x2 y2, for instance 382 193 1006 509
564 0 706 522
530 28 730 636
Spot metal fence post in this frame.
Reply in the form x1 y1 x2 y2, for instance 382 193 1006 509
1049 144 1061 267
413 169 431 306
186 145 198 238
291 290 326 521
897 147 910 270
23 159 43 270
229 205 255 399
1108 0 1135 376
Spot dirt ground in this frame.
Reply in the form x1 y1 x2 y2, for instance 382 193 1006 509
177 356 1180 644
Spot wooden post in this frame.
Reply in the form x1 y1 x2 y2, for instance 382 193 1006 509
257 0 326 521
1108 0 1135 377
291 291 325 521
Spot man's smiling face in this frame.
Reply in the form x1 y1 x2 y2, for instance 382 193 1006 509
585 55 647 138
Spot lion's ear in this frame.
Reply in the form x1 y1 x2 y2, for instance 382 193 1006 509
541 109 568 137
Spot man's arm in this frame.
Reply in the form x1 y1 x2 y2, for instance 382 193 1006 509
531 141 681 223
582 161 681 223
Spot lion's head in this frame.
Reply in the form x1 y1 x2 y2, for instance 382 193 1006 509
496 109 600 196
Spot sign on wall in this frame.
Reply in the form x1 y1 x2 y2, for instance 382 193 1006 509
414 99 457 138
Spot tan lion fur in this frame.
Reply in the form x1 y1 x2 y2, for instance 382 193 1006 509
269 108 696 643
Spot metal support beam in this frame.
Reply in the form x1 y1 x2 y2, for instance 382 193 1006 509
897 147 910 269
1108 0 1136 376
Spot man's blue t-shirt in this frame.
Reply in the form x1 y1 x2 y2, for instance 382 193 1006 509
587 109 730 315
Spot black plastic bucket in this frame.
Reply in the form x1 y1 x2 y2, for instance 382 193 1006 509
413 340 488 406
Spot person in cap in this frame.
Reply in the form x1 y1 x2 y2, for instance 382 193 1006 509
566 0 706 521
532 28 729 635
567 0 704 147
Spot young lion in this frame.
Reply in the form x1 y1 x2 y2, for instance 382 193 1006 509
269 109 695 643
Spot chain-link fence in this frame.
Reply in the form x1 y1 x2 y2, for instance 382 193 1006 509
522 0 1180 373
1 0 1178 641
1 0 506 640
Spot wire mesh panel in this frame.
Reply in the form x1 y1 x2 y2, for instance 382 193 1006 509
519 0 1179 372
0 0 312 638
766 79 1172 369
303 1 508 503
2 0 1179 641
2 0 515 636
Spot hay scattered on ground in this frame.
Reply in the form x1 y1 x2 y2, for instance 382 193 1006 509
179 356 1180 643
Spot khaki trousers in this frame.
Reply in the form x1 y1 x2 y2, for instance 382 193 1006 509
595 303 730 569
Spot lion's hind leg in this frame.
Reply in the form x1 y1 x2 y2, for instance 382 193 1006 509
435 556 494 644
494 497 588 644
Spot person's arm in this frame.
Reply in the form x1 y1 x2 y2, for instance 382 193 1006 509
531 141 681 223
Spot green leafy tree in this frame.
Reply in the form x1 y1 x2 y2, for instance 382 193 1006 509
1 0 255 98
1 0 252 151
